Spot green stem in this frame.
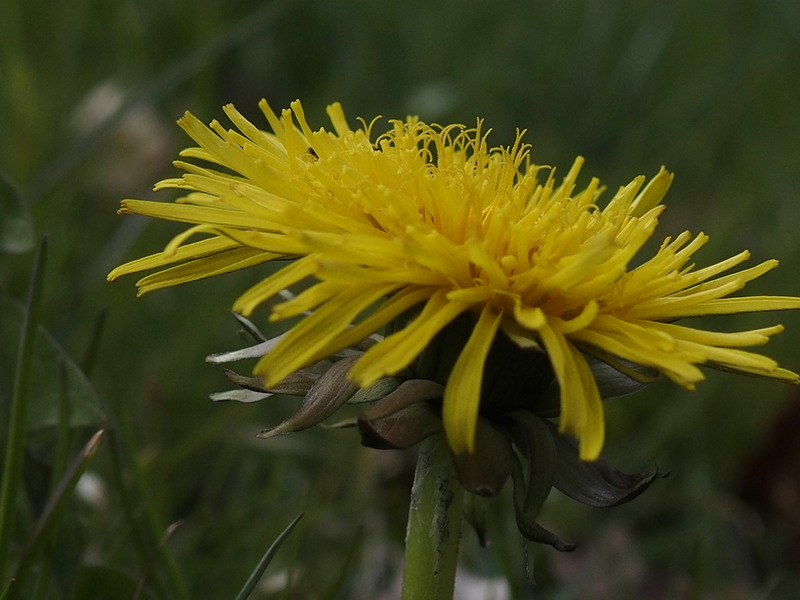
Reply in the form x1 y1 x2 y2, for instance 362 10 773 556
401 434 464 600
0 239 46 583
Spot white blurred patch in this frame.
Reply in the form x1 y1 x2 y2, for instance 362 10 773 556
70 80 173 194
75 470 107 508
71 81 127 132
406 81 459 120
455 570 510 600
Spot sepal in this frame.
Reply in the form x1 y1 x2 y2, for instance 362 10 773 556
257 356 360 438
357 379 444 449
453 418 513 497
550 425 667 507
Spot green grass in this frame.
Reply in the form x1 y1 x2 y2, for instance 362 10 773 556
2 0 800 597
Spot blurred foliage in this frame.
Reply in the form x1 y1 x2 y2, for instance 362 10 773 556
1 0 800 597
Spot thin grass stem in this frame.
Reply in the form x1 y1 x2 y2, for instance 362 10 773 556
0 239 47 583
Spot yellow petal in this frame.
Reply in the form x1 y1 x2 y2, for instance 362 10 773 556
233 254 319 316
350 289 469 386
257 281 400 385
119 199 262 230
309 286 438 365
134 247 277 295
629 166 673 217
513 301 546 330
538 321 605 460
107 235 241 280
442 305 503 454
654 296 800 318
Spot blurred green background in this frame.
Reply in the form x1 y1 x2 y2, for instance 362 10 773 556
2 0 800 597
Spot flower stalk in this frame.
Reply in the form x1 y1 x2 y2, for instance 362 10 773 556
402 434 464 600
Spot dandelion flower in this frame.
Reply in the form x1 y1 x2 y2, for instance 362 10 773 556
108 99 800 462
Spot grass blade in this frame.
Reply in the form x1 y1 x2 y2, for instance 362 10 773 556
107 405 189 600
80 308 107 378
318 525 364 600
134 520 183 600
234 513 304 600
13 430 104 586
0 238 47 582
0 579 17 600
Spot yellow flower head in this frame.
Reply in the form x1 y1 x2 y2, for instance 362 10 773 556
109 99 800 461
